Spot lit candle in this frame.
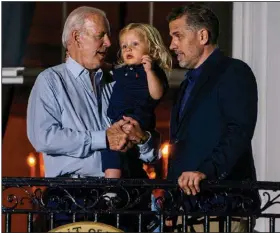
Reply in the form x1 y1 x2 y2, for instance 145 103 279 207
27 153 36 177
39 153 45 177
161 143 169 179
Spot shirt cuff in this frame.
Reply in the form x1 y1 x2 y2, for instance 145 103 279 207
137 131 152 154
90 130 107 151
138 131 160 163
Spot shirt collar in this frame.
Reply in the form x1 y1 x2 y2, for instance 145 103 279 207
186 47 220 81
66 56 103 79
124 63 144 70
66 56 85 78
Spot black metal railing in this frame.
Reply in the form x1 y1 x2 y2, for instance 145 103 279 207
2 177 280 232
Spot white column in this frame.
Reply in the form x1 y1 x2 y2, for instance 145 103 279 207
233 2 280 231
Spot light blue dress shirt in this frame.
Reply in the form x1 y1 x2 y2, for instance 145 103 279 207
27 57 158 177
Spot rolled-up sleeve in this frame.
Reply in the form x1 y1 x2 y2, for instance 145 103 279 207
27 72 107 158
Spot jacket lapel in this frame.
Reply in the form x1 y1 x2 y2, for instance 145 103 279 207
176 73 210 130
175 50 225 135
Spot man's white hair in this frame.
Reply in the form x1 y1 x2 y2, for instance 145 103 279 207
62 6 108 48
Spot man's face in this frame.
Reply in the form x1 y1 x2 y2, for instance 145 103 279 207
169 15 203 69
78 14 111 70
120 29 149 65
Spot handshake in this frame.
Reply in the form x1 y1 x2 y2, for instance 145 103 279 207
106 116 150 152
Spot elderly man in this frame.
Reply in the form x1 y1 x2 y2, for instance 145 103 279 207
27 6 158 179
27 6 159 231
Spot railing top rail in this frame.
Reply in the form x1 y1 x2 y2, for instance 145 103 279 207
2 177 280 190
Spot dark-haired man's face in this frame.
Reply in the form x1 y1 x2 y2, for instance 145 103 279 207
169 15 203 69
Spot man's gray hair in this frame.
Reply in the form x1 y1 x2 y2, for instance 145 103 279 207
62 6 108 48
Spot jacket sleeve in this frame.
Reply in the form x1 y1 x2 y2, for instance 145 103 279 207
198 61 258 180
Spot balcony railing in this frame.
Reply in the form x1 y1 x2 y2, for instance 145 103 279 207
2 177 280 232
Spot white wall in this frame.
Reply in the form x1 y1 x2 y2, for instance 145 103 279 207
233 2 280 231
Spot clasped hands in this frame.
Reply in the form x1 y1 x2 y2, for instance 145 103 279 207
106 116 147 152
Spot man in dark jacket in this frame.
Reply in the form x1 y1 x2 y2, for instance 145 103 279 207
166 3 260 231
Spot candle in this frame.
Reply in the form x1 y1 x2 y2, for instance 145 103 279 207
27 153 37 193
161 143 169 179
39 153 45 177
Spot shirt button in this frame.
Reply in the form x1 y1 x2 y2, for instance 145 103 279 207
125 73 128 76
130 67 133 70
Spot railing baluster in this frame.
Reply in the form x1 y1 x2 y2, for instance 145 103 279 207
27 213 33 232
72 213 76 222
5 213 11 233
225 216 231 232
270 217 275 232
182 214 188 232
49 213 54 230
138 213 142 232
94 213 98 222
247 216 254 232
116 213 120 229
159 214 164 232
204 215 209 232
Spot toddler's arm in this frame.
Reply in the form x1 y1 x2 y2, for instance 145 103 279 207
142 55 168 100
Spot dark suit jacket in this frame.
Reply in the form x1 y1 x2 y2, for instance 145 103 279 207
168 49 258 188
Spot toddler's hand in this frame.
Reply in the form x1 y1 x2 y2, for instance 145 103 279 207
141 55 153 72
122 124 130 134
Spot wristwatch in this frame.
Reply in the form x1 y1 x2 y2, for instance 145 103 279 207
139 131 151 144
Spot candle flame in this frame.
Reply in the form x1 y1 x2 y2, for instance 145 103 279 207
27 153 36 167
161 143 169 158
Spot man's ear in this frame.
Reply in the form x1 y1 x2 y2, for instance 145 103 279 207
198 29 209 45
72 30 81 47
